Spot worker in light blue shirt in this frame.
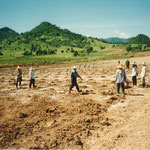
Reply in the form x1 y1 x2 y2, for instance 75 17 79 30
29 67 35 88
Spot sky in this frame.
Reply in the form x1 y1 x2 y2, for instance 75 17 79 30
0 0 150 38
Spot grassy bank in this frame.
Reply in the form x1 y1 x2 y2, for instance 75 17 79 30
0 51 132 67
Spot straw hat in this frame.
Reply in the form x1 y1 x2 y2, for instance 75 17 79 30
30 67 34 70
73 66 77 69
17 66 21 69
117 64 124 69
142 62 146 66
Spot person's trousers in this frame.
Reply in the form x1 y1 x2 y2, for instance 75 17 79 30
29 79 35 88
132 76 137 86
141 77 145 87
117 83 124 94
70 81 80 92
16 77 22 88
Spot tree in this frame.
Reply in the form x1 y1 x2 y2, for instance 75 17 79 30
42 50 48 55
100 46 105 50
36 49 42 55
86 47 93 55
0 51 3 56
74 51 79 57
71 48 74 53
23 50 32 56
126 45 132 55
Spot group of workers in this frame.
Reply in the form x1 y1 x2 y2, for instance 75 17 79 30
15 60 147 96
16 66 35 89
116 60 147 95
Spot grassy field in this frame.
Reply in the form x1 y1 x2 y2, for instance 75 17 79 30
0 46 133 66
1 40 150 66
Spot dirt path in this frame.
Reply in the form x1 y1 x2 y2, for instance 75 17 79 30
0 56 150 149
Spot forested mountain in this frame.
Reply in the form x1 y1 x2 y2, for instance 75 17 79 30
20 21 88 48
129 34 150 44
105 37 129 43
0 27 19 42
0 22 150 57
0 22 97 56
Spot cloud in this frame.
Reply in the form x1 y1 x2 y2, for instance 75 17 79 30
114 30 130 39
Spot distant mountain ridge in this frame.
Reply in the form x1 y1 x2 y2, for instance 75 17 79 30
0 27 19 42
105 37 129 43
0 22 150 46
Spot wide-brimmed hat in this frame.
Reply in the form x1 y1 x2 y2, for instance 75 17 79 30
73 66 77 69
142 62 146 65
30 67 34 70
117 64 124 69
17 66 21 69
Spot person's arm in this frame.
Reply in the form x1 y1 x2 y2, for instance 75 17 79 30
124 70 127 82
77 71 82 80
20 70 22 77
78 74 83 80
70 72 73 83
29 71 31 79
116 70 118 81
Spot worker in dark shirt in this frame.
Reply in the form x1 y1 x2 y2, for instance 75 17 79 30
16 66 22 88
69 66 82 93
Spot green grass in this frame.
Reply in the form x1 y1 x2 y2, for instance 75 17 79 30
0 47 132 66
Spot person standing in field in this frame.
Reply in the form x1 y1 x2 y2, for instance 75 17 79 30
125 60 130 69
16 66 22 88
141 62 147 87
69 66 82 93
116 64 127 95
29 67 35 88
132 62 138 86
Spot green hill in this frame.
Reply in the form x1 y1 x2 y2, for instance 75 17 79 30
1 21 150 65
129 34 150 44
0 21 106 56
0 27 19 42
20 21 87 48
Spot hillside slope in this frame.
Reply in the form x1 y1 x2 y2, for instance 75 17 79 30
0 27 19 42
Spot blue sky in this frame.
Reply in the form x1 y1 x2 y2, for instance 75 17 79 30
0 0 150 38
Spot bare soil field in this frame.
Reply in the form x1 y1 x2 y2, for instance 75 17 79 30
0 56 150 149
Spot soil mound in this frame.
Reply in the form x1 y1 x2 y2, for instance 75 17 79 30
0 96 108 149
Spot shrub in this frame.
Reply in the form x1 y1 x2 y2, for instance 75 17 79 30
0 51 3 56
61 50 64 53
48 49 57 55
23 51 32 56
42 50 48 55
100 46 105 49
74 51 79 57
126 45 132 54
86 47 93 54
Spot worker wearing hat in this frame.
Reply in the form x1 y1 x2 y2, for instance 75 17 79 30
132 62 138 86
116 64 127 95
141 62 147 87
29 67 35 88
69 66 82 93
16 66 22 88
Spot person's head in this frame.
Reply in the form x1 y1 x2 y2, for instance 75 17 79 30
73 66 77 70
